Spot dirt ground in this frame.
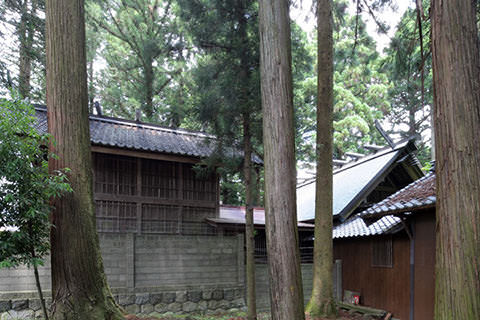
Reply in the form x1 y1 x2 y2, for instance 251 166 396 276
125 309 374 320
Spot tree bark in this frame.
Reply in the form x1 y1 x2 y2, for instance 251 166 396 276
18 0 36 98
258 1 305 319
143 61 154 121
431 1 480 319
305 0 336 318
243 115 257 320
46 0 124 319
238 2 257 317
32 249 49 320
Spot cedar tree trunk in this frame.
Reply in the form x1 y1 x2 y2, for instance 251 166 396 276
238 2 257 317
143 60 154 120
46 0 124 319
18 0 36 98
431 0 480 319
305 0 336 318
243 115 257 320
258 1 305 319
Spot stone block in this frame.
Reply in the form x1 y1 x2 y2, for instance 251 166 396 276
231 297 245 308
162 292 176 304
1 309 34 320
176 291 187 303
207 300 221 310
223 289 235 301
28 299 42 311
0 301 10 313
198 300 207 311
124 304 139 314
167 302 182 313
218 299 230 309
212 289 223 300
154 303 167 313
182 301 197 312
149 293 163 305
187 291 202 303
234 288 244 299
135 293 150 305
141 303 154 314
118 294 135 306
202 290 212 300
12 299 28 311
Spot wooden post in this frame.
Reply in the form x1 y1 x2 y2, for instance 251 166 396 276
237 233 245 285
136 158 142 234
335 259 342 301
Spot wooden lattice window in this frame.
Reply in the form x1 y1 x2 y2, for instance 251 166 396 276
94 154 136 195
142 204 179 233
182 165 216 202
95 200 137 232
372 237 393 267
141 159 178 199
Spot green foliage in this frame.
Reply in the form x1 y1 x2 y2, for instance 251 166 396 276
176 0 263 205
0 0 46 101
86 0 191 123
0 94 71 268
177 0 312 204
382 3 432 165
295 1 391 162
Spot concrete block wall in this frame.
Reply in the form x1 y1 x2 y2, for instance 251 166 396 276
133 233 243 288
254 260 342 311
0 232 339 319
0 232 246 319
255 264 314 311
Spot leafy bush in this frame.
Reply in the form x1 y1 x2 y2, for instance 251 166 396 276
0 94 71 268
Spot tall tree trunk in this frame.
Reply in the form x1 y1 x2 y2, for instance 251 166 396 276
238 2 257 317
243 115 257 320
88 58 94 113
46 0 124 319
258 1 305 319
305 0 336 318
31 248 49 320
18 0 36 98
431 1 480 319
143 61 154 121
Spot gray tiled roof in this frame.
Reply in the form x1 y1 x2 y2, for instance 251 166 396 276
333 170 436 239
34 106 261 162
360 172 436 218
297 139 419 222
333 214 402 239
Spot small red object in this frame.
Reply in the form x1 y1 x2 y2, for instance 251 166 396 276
353 294 360 305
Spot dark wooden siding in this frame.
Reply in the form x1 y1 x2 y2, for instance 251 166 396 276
413 210 436 320
334 233 411 320
93 152 218 234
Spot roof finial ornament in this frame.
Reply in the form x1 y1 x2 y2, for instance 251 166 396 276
135 109 142 122
375 120 395 149
94 101 102 117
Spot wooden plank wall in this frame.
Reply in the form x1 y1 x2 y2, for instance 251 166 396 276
413 210 436 320
334 234 411 320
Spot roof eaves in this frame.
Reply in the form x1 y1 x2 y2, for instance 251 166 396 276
336 147 404 222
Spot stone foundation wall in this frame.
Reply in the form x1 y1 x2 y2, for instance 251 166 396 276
0 286 246 319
